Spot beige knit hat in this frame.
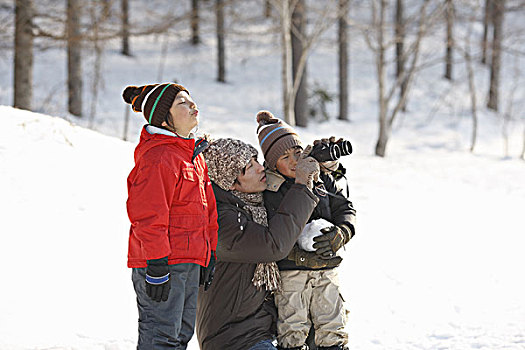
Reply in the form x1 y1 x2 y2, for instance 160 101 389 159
202 138 258 191
256 110 302 170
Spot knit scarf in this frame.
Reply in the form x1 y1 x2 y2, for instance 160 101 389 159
231 190 282 292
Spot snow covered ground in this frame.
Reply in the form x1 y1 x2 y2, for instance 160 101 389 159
1 1 524 348
1 103 524 349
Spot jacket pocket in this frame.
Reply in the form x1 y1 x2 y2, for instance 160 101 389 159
169 230 189 251
179 167 201 202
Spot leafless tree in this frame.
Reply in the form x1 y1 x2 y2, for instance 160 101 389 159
14 0 33 111
217 0 226 82
462 7 478 153
338 0 350 121
191 0 200 45
121 0 130 56
67 0 83 117
395 0 407 110
487 0 505 111
270 0 341 125
444 0 454 80
265 0 272 17
291 0 308 126
481 0 492 64
520 126 525 160
364 0 444 157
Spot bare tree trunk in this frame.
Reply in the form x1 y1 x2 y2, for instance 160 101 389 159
14 0 33 111
292 0 308 127
444 0 454 80
375 0 388 157
280 0 294 125
481 0 491 64
265 0 272 18
395 0 407 111
67 0 83 117
216 0 226 82
338 0 349 121
487 0 504 111
191 0 200 45
121 0 131 56
89 1 103 129
464 16 477 152
123 105 130 141
520 127 525 160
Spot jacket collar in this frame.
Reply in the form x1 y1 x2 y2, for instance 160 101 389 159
264 168 286 192
146 124 195 139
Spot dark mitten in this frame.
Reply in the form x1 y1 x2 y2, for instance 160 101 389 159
313 224 352 258
146 257 170 302
287 245 342 269
200 252 216 291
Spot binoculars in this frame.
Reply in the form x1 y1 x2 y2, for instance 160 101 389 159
309 139 352 163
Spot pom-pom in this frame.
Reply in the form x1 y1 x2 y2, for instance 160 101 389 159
256 110 278 125
122 86 140 104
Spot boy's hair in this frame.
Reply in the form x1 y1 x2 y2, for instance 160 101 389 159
256 110 302 170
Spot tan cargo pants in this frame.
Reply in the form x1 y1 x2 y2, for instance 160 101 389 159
274 269 348 348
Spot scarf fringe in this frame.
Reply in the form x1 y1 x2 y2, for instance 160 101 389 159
252 262 282 293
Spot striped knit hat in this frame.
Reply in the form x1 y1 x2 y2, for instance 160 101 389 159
122 83 189 127
203 138 258 191
256 110 302 170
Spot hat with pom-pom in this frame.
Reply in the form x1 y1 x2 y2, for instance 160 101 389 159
256 110 302 170
202 138 258 191
122 83 188 127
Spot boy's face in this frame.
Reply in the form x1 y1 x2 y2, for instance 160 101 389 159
164 91 199 136
276 146 302 179
230 157 267 193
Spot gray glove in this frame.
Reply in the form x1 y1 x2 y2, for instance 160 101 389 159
295 145 320 190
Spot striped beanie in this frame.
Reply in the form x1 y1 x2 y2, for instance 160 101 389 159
256 110 302 170
122 83 189 127
203 138 258 191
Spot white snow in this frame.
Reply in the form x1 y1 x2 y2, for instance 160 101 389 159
1 2 524 348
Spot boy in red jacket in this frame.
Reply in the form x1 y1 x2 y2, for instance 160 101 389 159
123 83 218 349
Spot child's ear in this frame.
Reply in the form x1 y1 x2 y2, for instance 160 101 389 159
161 121 168 127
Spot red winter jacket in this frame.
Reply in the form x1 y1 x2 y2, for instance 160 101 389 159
127 126 218 268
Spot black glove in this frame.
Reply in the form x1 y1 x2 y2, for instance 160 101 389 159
313 224 352 259
145 257 170 302
287 245 343 269
200 252 216 291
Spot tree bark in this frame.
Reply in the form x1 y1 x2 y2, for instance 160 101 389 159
280 0 294 125
67 0 83 117
265 0 272 18
121 0 131 56
487 0 504 111
520 127 525 160
338 0 349 121
395 0 407 111
191 0 200 45
216 0 226 82
14 0 33 111
465 19 478 153
375 0 388 157
444 0 454 80
481 0 491 64
292 0 308 127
